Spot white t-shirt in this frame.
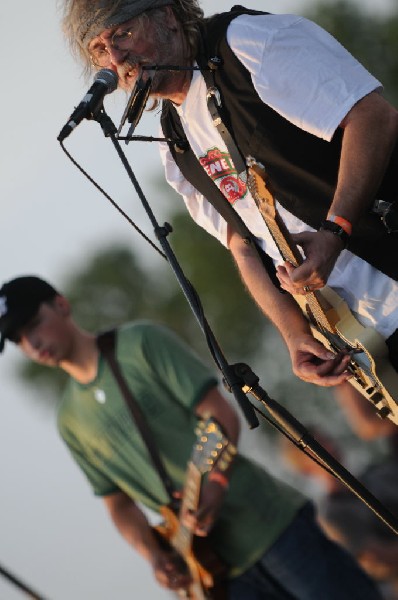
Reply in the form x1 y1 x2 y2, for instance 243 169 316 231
159 14 398 339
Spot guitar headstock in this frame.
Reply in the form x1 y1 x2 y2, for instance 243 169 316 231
192 417 229 475
246 156 276 219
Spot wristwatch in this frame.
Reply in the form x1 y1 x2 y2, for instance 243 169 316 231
319 220 349 247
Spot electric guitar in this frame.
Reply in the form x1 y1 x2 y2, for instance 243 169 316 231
154 418 233 599
246 157 398 425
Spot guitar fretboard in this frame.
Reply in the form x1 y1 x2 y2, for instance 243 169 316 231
248 164 336 335
173 462 201 555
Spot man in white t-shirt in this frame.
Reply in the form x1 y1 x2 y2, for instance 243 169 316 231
62 0 398 391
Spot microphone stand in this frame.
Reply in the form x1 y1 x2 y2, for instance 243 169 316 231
0 563 49 600
233 362 398 535
95 108 259 430
92 108 398 536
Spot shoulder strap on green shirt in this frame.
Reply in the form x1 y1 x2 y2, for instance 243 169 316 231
97 329 176 503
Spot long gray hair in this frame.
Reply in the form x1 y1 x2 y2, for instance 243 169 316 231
61 0 204 74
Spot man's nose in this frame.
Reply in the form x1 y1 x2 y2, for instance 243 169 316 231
107 45 129 66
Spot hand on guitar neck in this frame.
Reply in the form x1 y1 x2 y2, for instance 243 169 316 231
276 232 345 296
180 419 236 538
180 478 227 537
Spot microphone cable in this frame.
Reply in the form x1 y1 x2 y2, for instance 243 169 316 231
59 139 167 260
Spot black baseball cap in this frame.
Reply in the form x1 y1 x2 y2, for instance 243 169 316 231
0 276 58 352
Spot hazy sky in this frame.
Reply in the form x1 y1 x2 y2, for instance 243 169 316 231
0 0 395 598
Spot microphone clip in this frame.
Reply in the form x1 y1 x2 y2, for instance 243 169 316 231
117 68 155 142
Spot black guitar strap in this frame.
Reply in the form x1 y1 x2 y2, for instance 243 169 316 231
96 329 176 504
161 6 282 290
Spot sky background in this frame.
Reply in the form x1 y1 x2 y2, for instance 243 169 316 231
0 1 396 598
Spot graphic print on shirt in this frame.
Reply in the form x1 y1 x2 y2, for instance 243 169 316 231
199 147 247 205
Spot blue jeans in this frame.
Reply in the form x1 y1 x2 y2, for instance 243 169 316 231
228 503 382 600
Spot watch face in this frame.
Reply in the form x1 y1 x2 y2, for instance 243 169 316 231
384 206 398 233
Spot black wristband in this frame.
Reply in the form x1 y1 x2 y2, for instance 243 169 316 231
319 220 350 247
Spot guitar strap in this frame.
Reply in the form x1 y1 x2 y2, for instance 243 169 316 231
96 329 176 504
161 18 282 290
196 5 266 181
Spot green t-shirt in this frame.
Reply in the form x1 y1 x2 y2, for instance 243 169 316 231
58 321 305 576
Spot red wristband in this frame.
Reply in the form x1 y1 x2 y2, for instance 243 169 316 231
208 471 229 489
327 215 352 236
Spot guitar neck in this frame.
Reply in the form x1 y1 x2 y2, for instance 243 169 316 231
272 211 303 268
249 170 337 335
173 462 202 555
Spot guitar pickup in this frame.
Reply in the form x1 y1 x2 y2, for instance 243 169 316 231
366 387 383 405
365 387 392 419
376 405 392 419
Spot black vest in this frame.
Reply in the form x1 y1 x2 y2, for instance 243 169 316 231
162 6 398 281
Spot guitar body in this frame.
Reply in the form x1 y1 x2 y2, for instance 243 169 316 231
154 506 227 600
294 286 398 424
247 158 398 424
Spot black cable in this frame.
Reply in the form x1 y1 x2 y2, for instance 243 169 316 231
59 141 231 377
60 142 166 260
0 563 48 600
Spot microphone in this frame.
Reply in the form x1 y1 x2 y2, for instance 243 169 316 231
57 69 119 142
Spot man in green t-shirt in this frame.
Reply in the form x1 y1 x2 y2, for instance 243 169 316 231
0 275 383 599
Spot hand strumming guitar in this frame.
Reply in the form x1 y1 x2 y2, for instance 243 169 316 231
287 331 352 387
151 545 192 591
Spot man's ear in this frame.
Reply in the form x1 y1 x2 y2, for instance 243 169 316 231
53 295 71 317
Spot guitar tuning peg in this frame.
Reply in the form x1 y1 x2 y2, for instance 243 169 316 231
218 459 228 471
